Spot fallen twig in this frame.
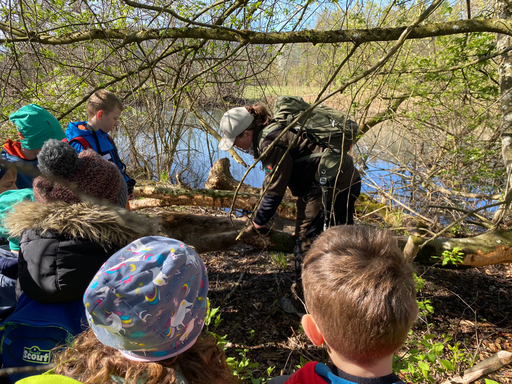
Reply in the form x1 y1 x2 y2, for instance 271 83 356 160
224 272 245 302
441 350 512 384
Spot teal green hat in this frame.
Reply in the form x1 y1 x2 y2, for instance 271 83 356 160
0 188 35 251
9 104 65 150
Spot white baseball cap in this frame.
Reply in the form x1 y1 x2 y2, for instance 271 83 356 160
218 107 255 151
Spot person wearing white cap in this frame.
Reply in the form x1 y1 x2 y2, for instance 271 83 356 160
218 107 256 151
218 103 360 316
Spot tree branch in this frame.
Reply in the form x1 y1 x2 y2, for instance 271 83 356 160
1 19 512 46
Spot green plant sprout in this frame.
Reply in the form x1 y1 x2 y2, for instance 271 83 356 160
270 252 289 271
434 247 464 266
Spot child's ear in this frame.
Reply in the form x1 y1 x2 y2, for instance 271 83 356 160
96 110 104 121
302 314 324 346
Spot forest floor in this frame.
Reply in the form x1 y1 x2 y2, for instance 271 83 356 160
145 205 512 383
203 245 512 383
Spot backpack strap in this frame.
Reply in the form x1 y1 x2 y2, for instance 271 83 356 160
68 136 92 150
257 122 288 155
294 152 324 164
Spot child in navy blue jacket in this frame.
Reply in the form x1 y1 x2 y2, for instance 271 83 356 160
66 89 136 199
268 226 417 384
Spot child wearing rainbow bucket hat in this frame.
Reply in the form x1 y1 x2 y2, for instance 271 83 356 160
25 236 238 384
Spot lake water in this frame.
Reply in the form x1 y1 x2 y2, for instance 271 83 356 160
116 109 499 225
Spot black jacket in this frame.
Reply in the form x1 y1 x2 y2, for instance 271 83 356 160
253 123 359 226
6 201 158 304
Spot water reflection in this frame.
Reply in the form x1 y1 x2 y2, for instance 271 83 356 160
115 108 499 226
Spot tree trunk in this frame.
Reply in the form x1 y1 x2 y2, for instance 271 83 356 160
155 210 512 266
409 229 512 267
494 0 512 224
131 184 297 221
157 212 294 253
204 157 260 194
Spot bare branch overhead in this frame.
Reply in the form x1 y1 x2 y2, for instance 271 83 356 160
0 19 511 46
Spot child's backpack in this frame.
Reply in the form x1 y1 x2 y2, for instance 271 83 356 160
0 294 86 384
267 95 359 184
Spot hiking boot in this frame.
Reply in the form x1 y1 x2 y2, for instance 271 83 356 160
278 297 306 318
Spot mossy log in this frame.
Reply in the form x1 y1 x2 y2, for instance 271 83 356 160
131 185 297 221
405 229 512 267
157 212 294 254
156 210 512 266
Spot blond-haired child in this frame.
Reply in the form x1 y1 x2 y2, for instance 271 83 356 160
66 89 136 199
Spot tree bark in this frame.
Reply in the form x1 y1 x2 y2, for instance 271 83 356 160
441 350 512 384
3 20 512 45
155 209 512 267
204 158 260 194
412 230 512 267
131 185 297 221
157 212 294 253
494 0 512 225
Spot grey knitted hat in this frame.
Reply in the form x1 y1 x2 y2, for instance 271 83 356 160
84 236 209 362
34 139 127 207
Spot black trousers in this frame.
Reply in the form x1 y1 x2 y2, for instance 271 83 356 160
293 177 361 279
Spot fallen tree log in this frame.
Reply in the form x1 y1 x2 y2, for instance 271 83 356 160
155 211 512 266
411 229 512 267
158 212 294 253
441 350 512 384
131 185 297 221
131 158 512 266
131 158 415 227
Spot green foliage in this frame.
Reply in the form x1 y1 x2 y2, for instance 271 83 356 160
417 299 434 318
395 272 478 382
227 348 261 382
270 252 289 271
205 299 223 331
414 274 425 291
295 355 310 370
206 302 275 383
434 247 465 266
395 333 477 383
160 172 169 183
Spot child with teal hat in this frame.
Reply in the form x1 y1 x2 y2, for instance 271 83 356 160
0 163 34 320
9 104 65 150
1 104 65 189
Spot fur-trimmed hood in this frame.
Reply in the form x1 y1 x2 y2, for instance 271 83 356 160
6 201 159 249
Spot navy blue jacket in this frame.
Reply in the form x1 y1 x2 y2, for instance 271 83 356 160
66 122 135 194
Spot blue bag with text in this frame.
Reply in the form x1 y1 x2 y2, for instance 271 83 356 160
0 294 86 383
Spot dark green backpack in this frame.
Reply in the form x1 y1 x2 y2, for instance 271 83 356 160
270 95 359 184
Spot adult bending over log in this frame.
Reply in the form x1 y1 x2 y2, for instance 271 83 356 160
217 100 361 282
